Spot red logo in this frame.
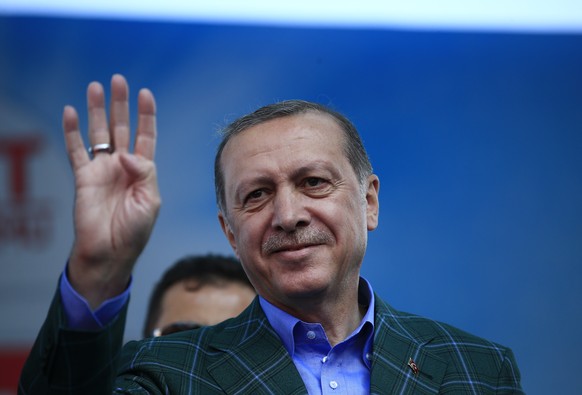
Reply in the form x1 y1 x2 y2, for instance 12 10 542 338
0 134 53 247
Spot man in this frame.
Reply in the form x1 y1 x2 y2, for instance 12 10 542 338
19 75 523 394
144 254 256 338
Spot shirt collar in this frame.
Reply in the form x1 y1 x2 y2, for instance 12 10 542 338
259 277 375 358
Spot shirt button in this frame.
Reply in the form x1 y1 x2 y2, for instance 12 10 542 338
366 352 372 361
329 381 338 389
322 356 328 363
306 330 316 339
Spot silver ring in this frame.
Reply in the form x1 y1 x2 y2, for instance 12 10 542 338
88 143 113 156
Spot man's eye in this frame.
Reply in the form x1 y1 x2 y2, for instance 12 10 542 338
247 189 264 201
242 189 268 209
305 177 324 187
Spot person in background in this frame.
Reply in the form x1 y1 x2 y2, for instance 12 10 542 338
143 253 256 338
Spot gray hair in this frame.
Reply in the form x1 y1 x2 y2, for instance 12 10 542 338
214 100 373 215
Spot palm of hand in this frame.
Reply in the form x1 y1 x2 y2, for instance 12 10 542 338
74 151 159 266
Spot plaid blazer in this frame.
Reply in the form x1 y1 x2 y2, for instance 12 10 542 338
20 291 523 394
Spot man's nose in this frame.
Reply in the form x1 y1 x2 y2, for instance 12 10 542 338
271 188 310 232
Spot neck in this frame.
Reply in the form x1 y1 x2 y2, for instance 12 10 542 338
275 284 365 346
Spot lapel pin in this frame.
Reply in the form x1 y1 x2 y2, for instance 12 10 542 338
408 357 419 375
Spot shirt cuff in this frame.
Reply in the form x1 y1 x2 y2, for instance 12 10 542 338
59 264 131 330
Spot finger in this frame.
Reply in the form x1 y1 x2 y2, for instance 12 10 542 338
87 81 110 149
109 74 130 152
63 105 90 169
134 88 157 160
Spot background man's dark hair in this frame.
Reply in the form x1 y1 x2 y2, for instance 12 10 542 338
143 254 253 338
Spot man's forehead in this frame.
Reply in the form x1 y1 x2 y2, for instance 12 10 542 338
222 112 344 156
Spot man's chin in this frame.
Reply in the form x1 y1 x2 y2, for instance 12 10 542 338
276 276 331 301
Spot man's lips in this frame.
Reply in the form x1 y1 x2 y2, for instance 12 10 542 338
271 243 319 254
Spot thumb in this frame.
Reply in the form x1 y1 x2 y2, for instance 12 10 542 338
119 152 154 180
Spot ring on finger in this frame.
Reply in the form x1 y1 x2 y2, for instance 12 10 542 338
88 143 114 156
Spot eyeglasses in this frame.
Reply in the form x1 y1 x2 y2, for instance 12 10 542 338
152 321 202 337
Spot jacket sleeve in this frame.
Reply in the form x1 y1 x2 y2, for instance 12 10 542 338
18 283 128 395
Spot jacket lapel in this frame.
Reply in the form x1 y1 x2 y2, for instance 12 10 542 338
206 300 306 395
370 296 448 394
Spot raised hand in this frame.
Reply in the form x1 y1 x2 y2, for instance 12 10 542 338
64 74 161 309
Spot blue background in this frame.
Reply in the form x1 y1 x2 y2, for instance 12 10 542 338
1 16 581 394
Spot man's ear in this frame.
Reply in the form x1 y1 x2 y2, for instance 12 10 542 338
366 175 380 231
218 211 238 255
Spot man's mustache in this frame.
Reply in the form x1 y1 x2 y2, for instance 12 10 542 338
262 227 334 255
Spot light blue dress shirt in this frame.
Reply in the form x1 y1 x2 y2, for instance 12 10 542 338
259 278 375 395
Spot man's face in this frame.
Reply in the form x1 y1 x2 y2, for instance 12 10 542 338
154 279 256 333
218 112 379 312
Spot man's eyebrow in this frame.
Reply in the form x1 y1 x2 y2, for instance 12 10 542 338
289 162 336 180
